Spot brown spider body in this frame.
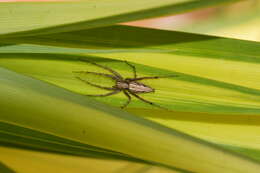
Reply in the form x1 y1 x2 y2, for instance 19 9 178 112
74 59 176 109
116 81 154 93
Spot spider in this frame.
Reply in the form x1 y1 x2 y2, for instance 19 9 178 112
73 59 177 109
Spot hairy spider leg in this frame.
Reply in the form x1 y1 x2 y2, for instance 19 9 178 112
124 61 137 78
85 90 121 97
78 58 123 80
73 71 118 80
121 90 132 108
75 77 115 90
127 75 179 81
129 91 168 110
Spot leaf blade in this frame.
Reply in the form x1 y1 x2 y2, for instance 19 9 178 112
1 67 260 173
0 0 240 37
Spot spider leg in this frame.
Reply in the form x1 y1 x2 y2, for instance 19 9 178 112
124 61 137 78
75 76 115 90
77 58 123 80
129 92 168 110
73 71 118 80
121 90 132 109
127 75 178 81
85 90 121 97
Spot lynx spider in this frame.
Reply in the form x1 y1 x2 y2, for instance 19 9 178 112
74 59 177 109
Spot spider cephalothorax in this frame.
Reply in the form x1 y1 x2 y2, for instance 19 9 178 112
74 59 176 109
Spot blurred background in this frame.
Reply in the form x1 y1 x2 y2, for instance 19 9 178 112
1 0 259 41
124 0 260 42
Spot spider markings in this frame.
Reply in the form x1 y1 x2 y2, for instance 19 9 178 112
73 59 177 109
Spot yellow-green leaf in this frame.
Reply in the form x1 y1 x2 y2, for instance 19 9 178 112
0 0 240 37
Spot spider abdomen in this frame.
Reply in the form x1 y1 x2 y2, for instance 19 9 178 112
129 82 154 93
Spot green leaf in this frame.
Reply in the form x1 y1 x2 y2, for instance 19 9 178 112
2 25 260 168
1 25 260 114
0 0 240 37
1 1 259 171
0 145 181 173
0 162 16 173
0 121 140 162
1 67 260 173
